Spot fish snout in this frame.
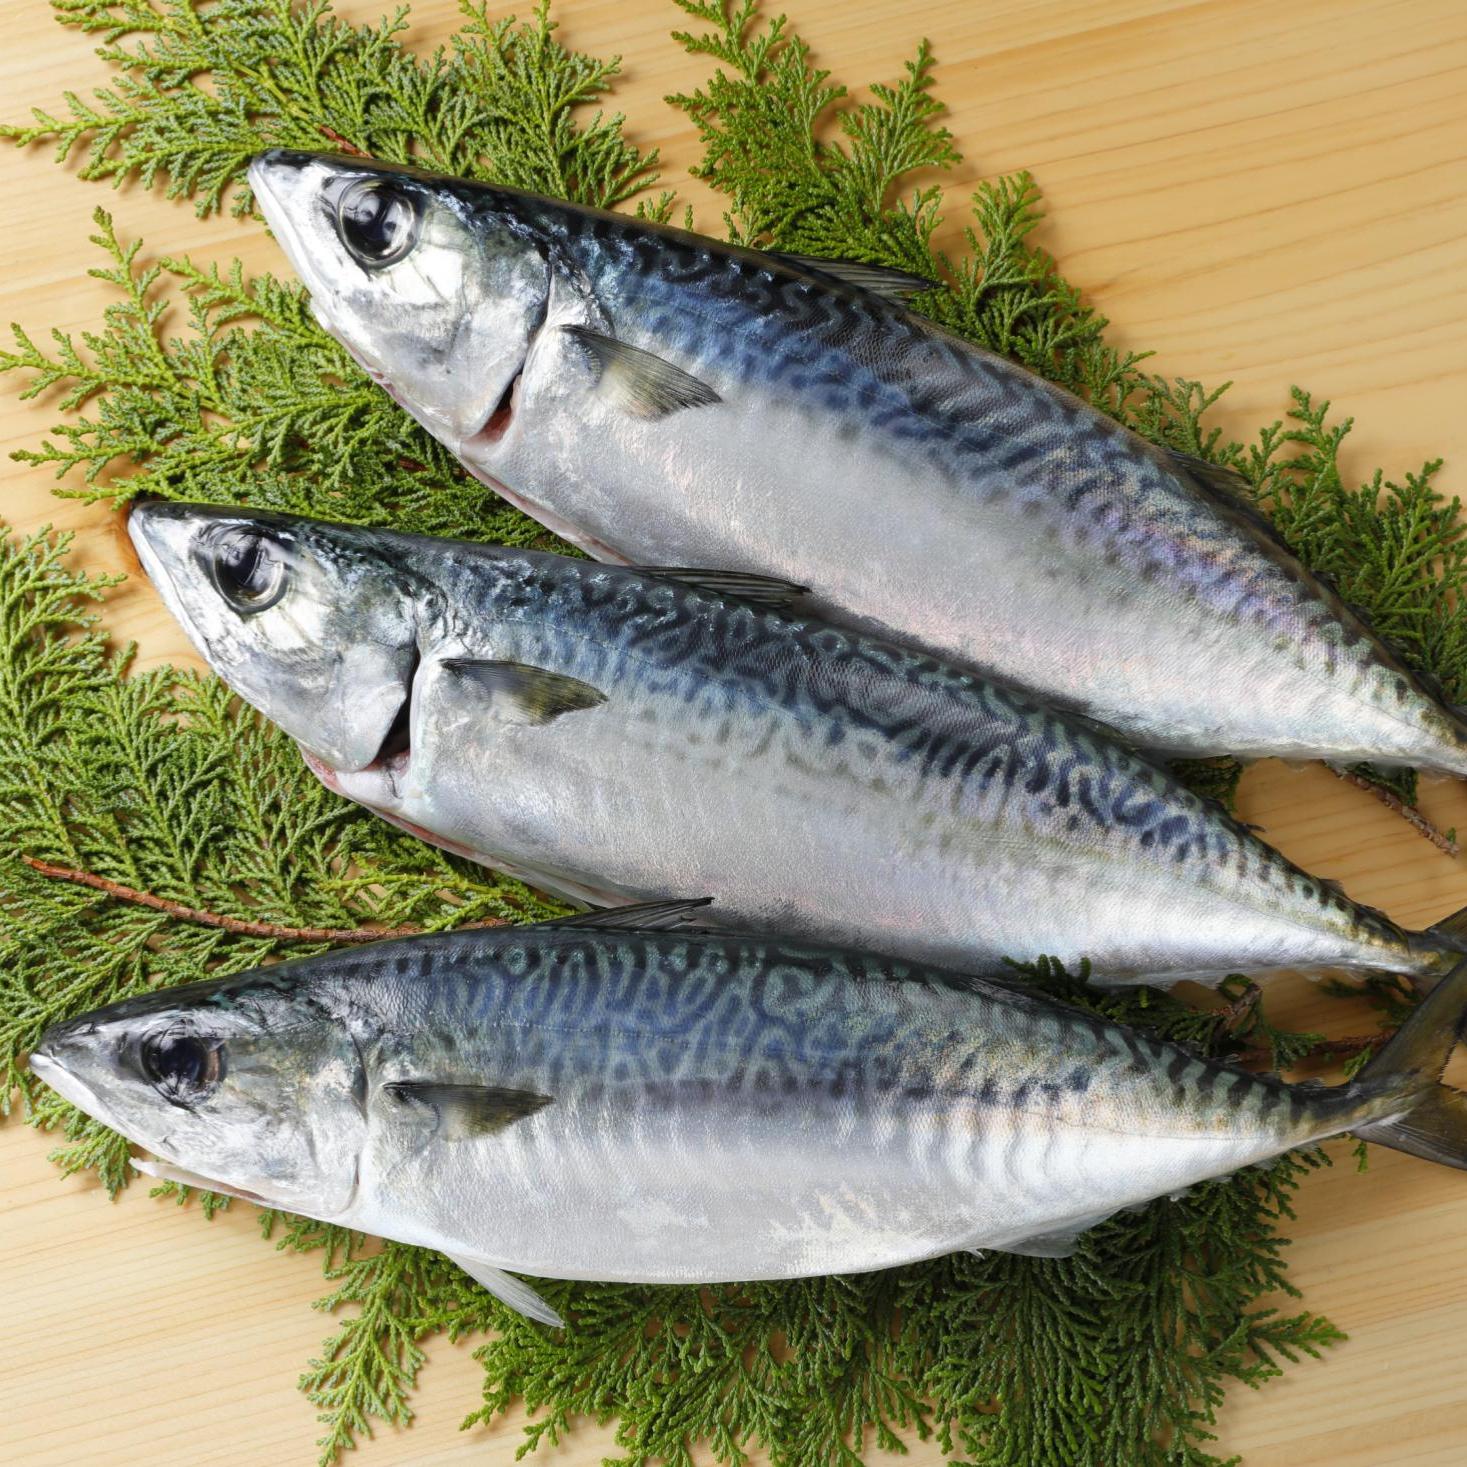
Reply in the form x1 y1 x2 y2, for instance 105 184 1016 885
30 1014 97 1074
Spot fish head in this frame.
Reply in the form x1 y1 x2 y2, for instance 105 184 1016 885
248 149 550 447
29 970 368 1217
129 500 425 772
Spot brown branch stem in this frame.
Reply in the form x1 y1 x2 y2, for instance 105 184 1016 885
21 855 504 943
316 125 365 156
1219 981 1262 1033
1330 767 1459 857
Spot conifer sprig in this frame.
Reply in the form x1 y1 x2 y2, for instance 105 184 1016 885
2 0 658 215
2 0 1461 1463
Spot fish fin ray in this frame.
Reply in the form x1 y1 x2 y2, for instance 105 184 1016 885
381 1081 553 1140
131 1157 268 1205
562 325 721 418
1161 447 1316 559
1354 955 1467 1169
1167 448 1443 683
991 1209 1118 1258
770 252 935 302
635 566 808 611
1427 902 1467 951
446 1253 564 1326
439 659 606 724
545 897 714 932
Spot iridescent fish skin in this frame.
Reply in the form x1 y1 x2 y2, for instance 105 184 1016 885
28 920 1467 1321
247 149 1467 775
129 502 1464 986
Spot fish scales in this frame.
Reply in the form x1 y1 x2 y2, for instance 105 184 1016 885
38 920 1454 1311
129 503 1466 985
248 151 1467 773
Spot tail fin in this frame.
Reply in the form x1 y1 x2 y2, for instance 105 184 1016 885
1427 900 1467 954
1354 955 1467 1170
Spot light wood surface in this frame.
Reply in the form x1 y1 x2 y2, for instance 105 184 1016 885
3 0 1467 1462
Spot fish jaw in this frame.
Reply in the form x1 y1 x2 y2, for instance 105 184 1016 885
30 973 369 1220
128 501 422 773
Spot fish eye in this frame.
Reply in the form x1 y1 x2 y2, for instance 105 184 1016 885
337 180 420 268
141 1027 225 1104
207 526 287 614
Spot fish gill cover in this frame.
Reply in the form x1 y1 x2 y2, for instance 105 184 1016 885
0 0 1460 1462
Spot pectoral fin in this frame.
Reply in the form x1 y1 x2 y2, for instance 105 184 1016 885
380 1081 553 1140
439 659 606 725
563 325 721 418
446 1252 564 1327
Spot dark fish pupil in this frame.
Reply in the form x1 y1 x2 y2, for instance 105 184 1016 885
141 1029 220 1098
208 527 285 612
220 534 264 594
339 182 416 266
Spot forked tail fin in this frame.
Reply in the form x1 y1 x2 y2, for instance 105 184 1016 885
1426 900 1467 956
1353 955 1467 1170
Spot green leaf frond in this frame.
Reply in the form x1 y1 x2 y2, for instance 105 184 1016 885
2 0 1456 1463
1 205 543 540
1 0 658 216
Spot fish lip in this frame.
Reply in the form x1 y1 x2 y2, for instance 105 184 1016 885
127 500 191 609
248 151 337 313
28 1045 109 1123
300 745 344 793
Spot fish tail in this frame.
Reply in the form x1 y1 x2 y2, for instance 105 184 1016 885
1402 901 1467 991
1352 954 1467 1170
1426 901 1467 954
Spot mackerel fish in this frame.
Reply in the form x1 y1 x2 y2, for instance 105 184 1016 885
29 907 1467 1325
129 501 1467 986
246 149 1467 774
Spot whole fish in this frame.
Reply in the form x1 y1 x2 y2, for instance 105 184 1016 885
29 907 1467 1325
129 501 1467 985
247 149 1467 775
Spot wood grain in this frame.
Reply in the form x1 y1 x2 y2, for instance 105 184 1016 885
3 0 1467 1461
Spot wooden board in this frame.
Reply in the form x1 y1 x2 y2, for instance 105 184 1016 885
2 0 1467 1461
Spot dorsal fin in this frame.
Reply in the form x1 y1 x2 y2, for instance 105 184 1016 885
543 898 714 932
1161 447 1305 558
1161 449 1444 681
636 565 808 611
771 252 935 303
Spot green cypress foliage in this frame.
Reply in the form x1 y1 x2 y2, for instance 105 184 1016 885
3 1 1457 1461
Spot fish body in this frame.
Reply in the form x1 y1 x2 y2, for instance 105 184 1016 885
129 502 1465 986
29 913 1467 1319
247 150 1467 775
